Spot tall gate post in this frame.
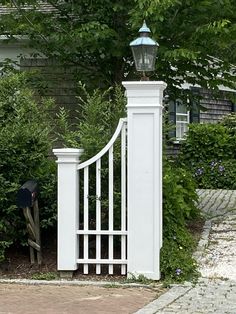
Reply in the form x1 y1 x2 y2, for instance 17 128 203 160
122 81 167 280
53 148 84 271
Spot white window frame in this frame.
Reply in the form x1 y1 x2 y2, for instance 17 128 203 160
175 99 190 141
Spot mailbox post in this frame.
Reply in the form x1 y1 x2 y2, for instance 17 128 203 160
17 180 42 265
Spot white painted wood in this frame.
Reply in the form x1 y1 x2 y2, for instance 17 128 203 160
122 81 167 280
77 230 127 235
96 159 101 274
121 124 127 275
54 120 127 275
83 166 89 274
77 259 127 265
108 147 114 275
76 120 127 275
53 148 84 271
78 118 127 169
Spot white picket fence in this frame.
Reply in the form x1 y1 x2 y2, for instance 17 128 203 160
77 118 127 275
53 81 167 279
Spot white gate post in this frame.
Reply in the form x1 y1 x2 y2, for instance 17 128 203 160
122 81 167 280
53 148 84 271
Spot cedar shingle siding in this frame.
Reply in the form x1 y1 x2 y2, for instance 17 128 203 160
200 89 233 123
21 58 78 122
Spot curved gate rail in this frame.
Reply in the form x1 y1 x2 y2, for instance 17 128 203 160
77 118 127 275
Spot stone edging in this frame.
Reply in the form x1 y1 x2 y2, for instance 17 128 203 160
134 284 193 314
192 219 212 263
135 219 213 313
0 278 161 289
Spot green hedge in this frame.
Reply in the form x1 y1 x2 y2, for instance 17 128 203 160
179 121 236 190
161 161 200 282
179 123 236 162
0 72 56 261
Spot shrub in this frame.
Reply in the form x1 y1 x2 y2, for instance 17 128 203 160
178 122 236 189
191 159 236 189
163 162 199 225
0 72 56 261
179 123 236 163
221 113 236 135
57 83 126 158
161 161 200 282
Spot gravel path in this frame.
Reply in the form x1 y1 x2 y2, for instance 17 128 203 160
137 189 236 314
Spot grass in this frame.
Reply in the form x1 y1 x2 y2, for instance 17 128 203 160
31 272 59 280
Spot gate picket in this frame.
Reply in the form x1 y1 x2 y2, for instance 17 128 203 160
77 118 127 275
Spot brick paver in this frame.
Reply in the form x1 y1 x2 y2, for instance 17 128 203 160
0 284 158 314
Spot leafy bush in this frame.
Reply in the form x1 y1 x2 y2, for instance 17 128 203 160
161 161 200 282
161 228 198 282
57 84 126 230
0 72 56 261
163 163 198 225
190 159 236 189
178 121 236 189
221 113 236 135
57 84 126 158
179 123 236 163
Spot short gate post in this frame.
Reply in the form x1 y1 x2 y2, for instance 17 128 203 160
53 148 84 273
122 81 167 280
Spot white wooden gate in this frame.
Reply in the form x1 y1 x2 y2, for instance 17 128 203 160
77 118 127 275
53 81 166 279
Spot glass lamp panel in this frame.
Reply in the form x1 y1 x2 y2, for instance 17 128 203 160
131 45 157 71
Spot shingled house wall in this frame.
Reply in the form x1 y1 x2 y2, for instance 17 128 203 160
166 88 235 157
199 89 233 123
20 58 79 123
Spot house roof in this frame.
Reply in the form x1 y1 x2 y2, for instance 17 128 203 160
0 3 57 15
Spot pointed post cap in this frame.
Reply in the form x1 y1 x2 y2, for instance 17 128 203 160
138 20 151 34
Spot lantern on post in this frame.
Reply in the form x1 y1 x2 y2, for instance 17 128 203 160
130 21 159 80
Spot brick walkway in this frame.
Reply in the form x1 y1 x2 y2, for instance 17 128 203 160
0 284 159 314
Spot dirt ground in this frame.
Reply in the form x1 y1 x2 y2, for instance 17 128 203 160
0 242 136 282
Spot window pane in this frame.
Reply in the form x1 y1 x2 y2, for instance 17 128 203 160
176 122 188 139
176 100 187 114
176 115 188 122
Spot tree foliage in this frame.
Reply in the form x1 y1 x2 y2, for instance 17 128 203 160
0 0 235 100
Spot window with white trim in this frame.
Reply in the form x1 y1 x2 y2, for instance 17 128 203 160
175 99 190 140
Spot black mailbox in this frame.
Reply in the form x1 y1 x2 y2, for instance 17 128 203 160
17 180 38 208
